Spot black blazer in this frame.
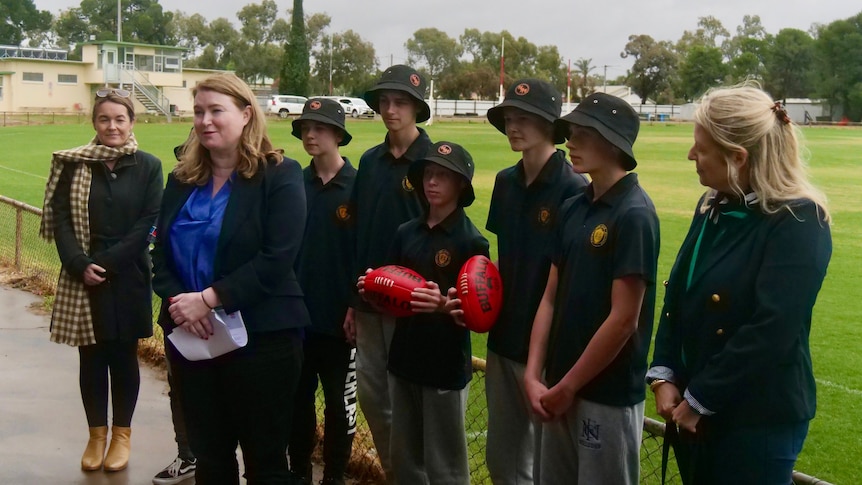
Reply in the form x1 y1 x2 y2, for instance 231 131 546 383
651 196 831 428
152 157 310 334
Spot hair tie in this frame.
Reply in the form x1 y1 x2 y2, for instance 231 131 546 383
771 101 791 125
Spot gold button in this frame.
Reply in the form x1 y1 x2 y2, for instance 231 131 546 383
716 328 724 335
663 280 669 287
711 294 720 302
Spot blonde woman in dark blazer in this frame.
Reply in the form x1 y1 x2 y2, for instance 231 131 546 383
648 84 832 484
151 73 309 484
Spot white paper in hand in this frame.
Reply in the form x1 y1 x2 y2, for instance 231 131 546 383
168 309 248 361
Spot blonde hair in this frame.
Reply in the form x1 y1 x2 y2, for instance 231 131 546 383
694 82 830 223
174 73 282 185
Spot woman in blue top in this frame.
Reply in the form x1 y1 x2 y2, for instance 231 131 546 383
151 73 309 484
648 84 832 485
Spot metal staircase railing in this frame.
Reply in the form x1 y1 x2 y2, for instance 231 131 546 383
118 67 172 122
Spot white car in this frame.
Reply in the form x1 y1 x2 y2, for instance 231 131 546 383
268 95 308 118
328 96 376 118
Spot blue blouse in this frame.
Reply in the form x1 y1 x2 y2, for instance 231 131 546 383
169 175 234 292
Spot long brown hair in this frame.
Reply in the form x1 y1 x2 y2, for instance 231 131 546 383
174 73 282 185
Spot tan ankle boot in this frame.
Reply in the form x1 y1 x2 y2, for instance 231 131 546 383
81 426 108 471
103 426 131 472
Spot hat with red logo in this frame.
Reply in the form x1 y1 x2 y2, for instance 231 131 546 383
363 65 431 122
487 78 565 143
408 141 476 207
291 97 352 146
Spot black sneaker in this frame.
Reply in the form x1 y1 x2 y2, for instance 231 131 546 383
152 456 196 485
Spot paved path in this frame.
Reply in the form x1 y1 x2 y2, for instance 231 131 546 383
0 285 185 485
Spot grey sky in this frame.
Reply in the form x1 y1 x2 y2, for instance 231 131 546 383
35 0 860 78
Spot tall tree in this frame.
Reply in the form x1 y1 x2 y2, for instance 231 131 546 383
678 45 726 101
191 17 239 70
236 0 279 46
279 0 309 95
229 1 290 85
0 0 52 46
310 29 377 96
405 27 462 79
676 15 730 54
724 15 770 82
763 28 816 100
535 45 566 94
55 0 172 45
167 11 207 56
572 57 595 101
814 12 862 120
621 34 678 104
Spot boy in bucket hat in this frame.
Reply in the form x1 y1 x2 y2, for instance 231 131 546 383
346 65 433 481
362 141 488 485
288 97 357 485
482 79 588 484
524 92 660 484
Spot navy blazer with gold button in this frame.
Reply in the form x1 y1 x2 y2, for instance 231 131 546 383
651 195 831 428
152 157 310 334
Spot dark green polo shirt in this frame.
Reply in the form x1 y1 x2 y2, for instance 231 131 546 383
296 159 357 338
546 173 660 406
350 128 432 311
387 208 490 390
485 150 588 363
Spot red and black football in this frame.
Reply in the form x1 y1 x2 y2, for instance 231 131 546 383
363 265 427 318
458 255 503 333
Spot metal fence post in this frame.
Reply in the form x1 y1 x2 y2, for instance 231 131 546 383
15 207 22 270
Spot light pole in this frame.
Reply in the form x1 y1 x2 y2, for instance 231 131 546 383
602 65 610 93
117 0 122 42
328 33 333 95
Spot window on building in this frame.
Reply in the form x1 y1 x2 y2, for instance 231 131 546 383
135 54 154 72
58 74 77 84
22 72 43 82
164 56 181 72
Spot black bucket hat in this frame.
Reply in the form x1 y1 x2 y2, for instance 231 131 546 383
363 65 431 123
555 92 639 170
407 141 476 207
487 78 565 143
291 98 352 146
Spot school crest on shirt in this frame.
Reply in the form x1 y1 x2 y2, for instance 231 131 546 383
435 249 452 267
578 418 601 450
335 204 350 221
402 176 414 192
537 207 552 225
590 224 609 247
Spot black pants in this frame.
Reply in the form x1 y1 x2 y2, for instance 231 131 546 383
79 340 140 427
174 329 303 485
164 339 193 460
288 333 357 482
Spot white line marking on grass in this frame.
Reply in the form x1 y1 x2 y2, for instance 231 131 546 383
816 378 862 397
0 165 47 180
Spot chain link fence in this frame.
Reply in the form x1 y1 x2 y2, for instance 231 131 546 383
0 196 832 485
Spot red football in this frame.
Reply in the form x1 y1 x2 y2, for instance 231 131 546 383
458 255 503 333
363 265 427 318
